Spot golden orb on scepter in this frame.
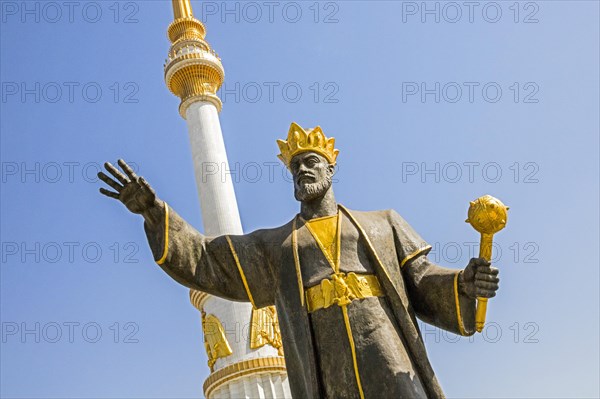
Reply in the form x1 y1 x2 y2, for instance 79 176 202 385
466 195 509 235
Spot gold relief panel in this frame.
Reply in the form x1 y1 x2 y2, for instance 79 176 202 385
250 306 284 356
201 311 233 372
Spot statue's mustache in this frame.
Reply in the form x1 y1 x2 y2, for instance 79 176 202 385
296 173 315 184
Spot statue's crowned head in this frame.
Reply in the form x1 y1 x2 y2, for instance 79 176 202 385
277 122 339 202
277 122 339 168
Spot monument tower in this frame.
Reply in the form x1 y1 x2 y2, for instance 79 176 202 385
163 1 291 397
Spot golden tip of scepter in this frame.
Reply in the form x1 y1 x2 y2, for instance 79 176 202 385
466 195 509 234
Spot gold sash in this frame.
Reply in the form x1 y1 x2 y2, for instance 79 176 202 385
305 272 384 313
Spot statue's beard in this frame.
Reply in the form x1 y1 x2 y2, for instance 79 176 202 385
294 176 332 202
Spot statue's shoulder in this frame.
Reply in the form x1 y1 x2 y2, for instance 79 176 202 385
247 218 295 243
340 205 398 225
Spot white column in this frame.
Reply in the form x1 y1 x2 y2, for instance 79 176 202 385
183 100 290 398
185 101 242 236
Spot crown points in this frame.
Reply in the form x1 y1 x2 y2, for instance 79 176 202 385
277 123 339 167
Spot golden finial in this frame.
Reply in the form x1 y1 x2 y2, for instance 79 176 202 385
172 0 194 19
277 122 339 167
465 195 509 235
164 0 224 117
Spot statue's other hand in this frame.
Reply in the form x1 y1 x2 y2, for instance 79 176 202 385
98 159 158 215
459 257 500 299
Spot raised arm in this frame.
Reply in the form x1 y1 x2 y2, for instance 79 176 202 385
98 159 274 307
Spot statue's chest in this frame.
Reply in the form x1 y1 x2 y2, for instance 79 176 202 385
296 217 377 287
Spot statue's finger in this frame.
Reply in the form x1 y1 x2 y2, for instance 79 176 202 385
475 271 499 282
469 257 491 268
105 162 129 185
475 264 496 275
98 172 123 192
138 177 155 194
118 159 138 180
474 257 491 267
99 187 119 199
476 289 497 298
475 280 499 290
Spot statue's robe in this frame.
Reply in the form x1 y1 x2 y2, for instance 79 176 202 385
144 203 477 399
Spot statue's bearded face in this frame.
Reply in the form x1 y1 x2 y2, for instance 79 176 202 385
290 152 334 202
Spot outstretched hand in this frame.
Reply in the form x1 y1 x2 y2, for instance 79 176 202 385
459 257 500 299
98 159 163 225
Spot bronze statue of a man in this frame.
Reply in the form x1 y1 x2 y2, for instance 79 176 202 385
98 122 500 399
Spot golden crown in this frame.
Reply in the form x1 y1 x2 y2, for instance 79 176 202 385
277 122 339 167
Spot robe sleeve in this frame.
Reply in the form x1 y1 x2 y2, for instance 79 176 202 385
143 203 275 308
389 210 476 336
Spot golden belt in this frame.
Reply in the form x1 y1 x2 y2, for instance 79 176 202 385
305 272 384 313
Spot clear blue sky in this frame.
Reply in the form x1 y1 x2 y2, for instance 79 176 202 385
1 1 598 398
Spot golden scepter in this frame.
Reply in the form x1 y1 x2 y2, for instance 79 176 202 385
465 195 509 333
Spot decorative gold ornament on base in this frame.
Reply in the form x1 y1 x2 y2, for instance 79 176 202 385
466 194 509 332
201 310 233 372
250 306 284 356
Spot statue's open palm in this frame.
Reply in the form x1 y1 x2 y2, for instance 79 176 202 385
98 159 156 215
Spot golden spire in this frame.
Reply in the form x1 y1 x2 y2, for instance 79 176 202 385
172 0 193 19
165 0 224 117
